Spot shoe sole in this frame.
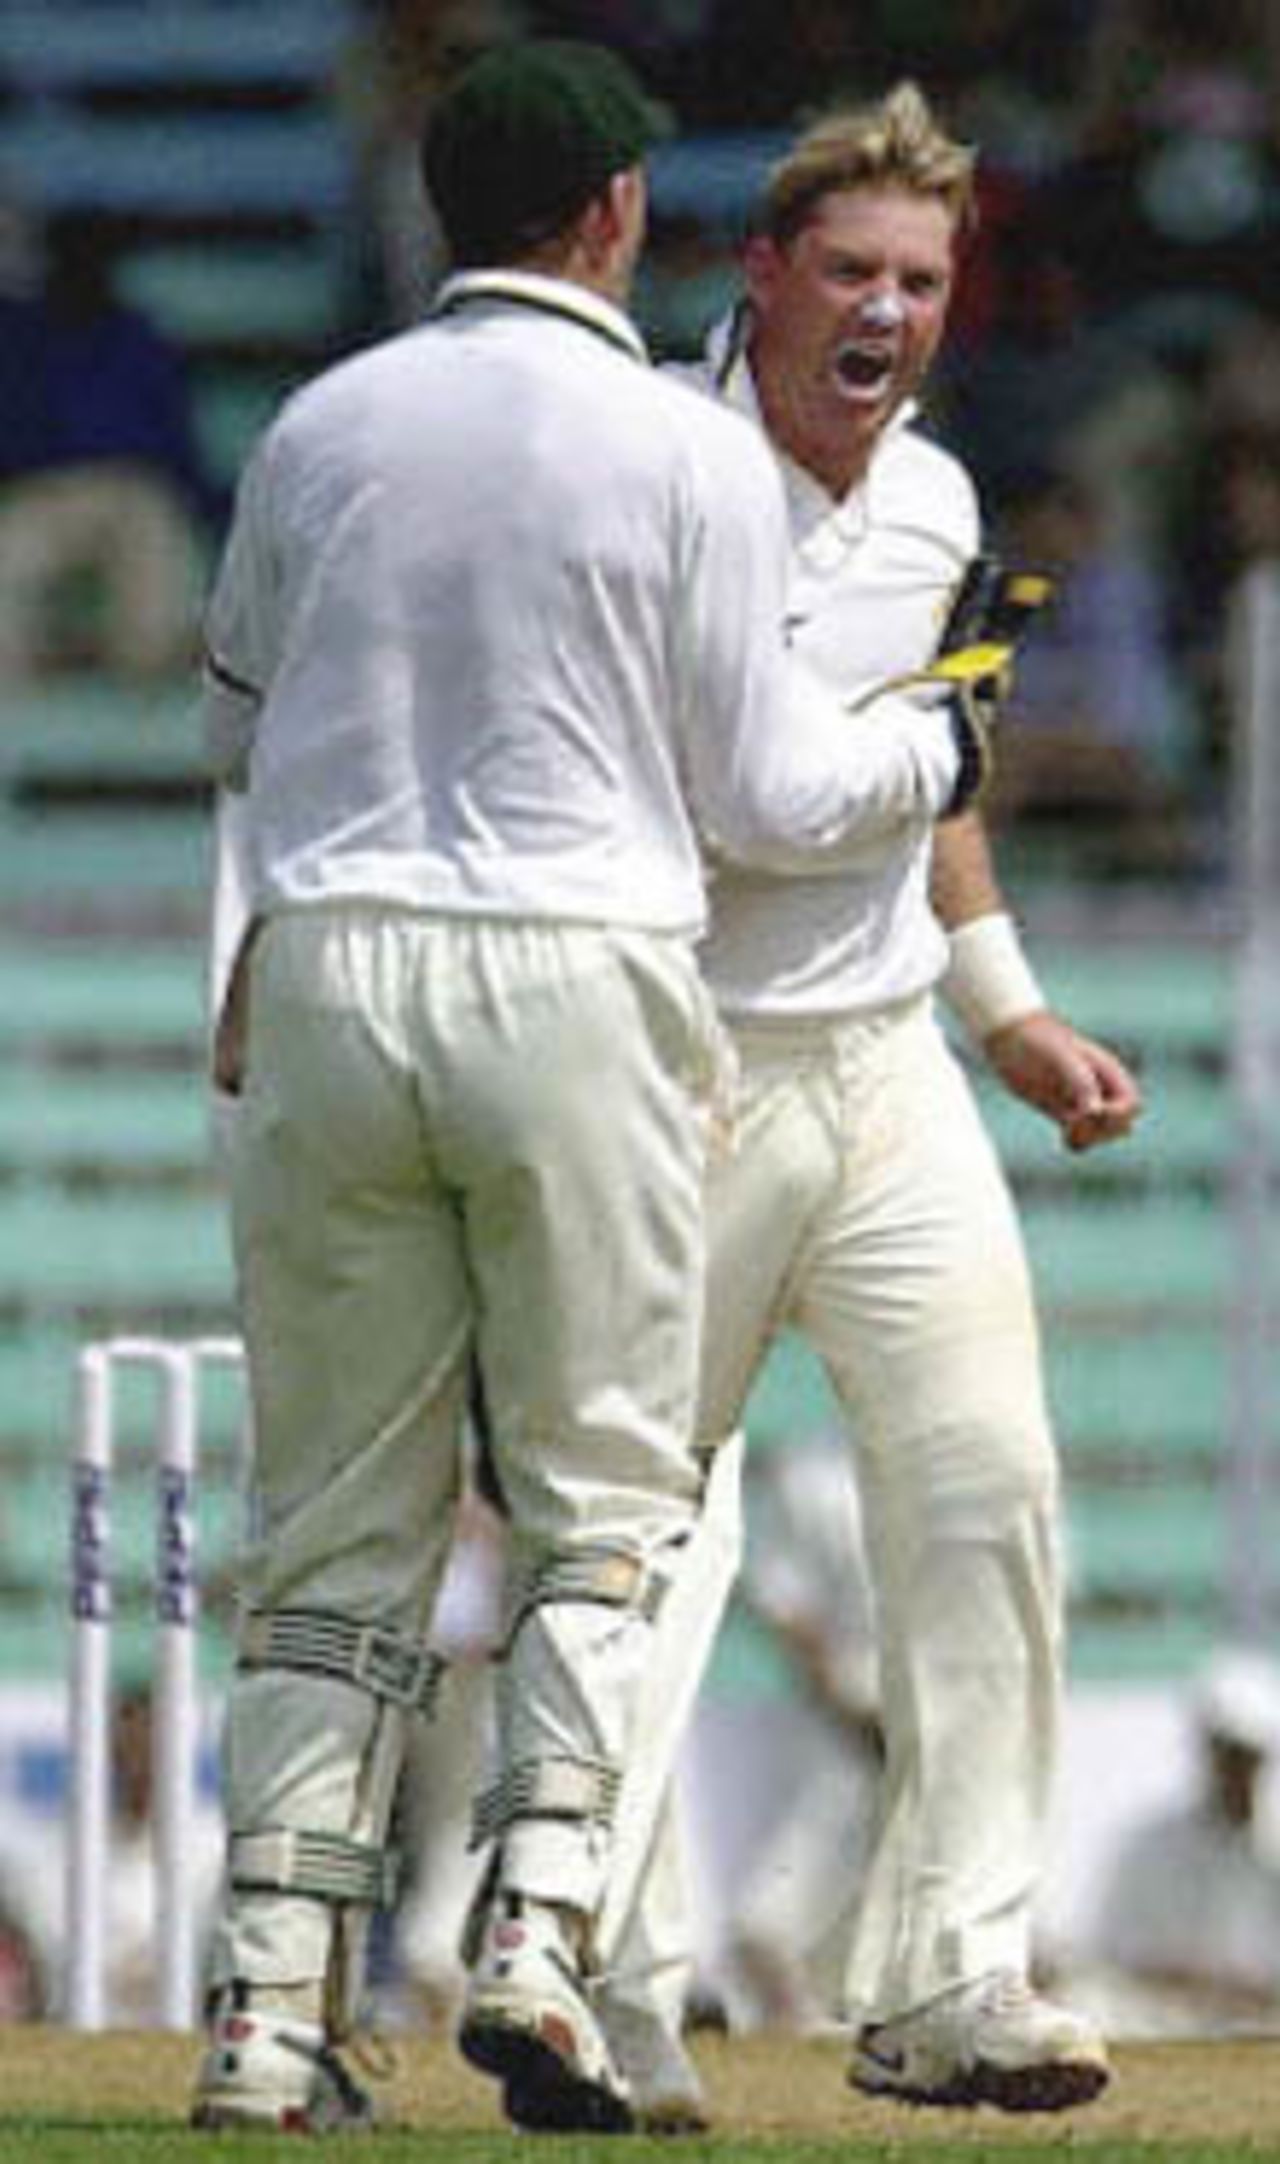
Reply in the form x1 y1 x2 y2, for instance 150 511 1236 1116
191 2098 316 2134
504 2075 708 2137
635 2099 713 2136
850 2053 1111 2115
460 2008 633 2135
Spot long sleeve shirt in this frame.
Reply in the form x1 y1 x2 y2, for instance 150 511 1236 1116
203 271 961 937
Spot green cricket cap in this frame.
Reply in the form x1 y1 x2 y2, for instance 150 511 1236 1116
422 38 671 267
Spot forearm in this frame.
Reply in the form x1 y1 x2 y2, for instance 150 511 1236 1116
930 808 1005 929
699 671 969 872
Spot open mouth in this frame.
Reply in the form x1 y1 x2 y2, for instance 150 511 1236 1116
832 343 896 399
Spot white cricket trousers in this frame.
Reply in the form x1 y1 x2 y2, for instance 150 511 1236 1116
214 906 716 1988
700 994 1062 2024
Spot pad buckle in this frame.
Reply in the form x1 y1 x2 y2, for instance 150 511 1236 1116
352 1626 442 1713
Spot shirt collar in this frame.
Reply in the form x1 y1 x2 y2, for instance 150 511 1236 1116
433 270 649 364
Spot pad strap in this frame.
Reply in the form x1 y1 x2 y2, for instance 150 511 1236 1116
230 1828 399 1909
470 1754 621 1851
238 1608 444 1716
505 1547 668 1652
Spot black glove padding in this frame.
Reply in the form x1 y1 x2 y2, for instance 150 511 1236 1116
942 679 995 818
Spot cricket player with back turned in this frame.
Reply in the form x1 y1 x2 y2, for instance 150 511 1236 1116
190 42 997 2137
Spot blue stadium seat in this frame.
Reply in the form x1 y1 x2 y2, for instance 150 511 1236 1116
0 2 352 90
0 110 350 216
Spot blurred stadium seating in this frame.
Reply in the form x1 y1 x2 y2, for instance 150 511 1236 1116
0 672 239 1687
0 0 357 494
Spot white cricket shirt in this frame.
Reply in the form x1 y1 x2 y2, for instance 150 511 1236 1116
203 273 962 937
681 321 982 1018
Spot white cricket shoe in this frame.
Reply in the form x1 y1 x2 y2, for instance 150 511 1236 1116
849 1970 1110 2113
190 1987 375 2134
459 1894 633 2134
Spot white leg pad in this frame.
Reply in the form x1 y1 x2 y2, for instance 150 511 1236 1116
207 1667 409 2031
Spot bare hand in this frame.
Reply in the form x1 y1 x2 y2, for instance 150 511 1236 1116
984 1010 1142 1153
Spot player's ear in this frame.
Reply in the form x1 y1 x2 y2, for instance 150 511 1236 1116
579 168 646 265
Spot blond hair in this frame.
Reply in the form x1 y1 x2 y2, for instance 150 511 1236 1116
756 82 977 243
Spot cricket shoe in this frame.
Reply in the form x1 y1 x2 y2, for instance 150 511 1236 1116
508 1983 710 2135
849 1970 1110 2113
459 1894 633 2134
190 1984 376 2134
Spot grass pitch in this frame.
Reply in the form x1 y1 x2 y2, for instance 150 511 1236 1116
2 2030 1280 2161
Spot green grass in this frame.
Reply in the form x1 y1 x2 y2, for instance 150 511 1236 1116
0 2132 1279 2164
4 2032 1280 2162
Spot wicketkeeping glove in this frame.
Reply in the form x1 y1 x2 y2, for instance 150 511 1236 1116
927 555 1053 815
938 675 998 818
857 554 1054 817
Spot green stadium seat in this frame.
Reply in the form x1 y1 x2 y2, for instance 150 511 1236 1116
1069 1609 1219 1684
194 372 290 489
120 245 340 350
743 1331 842 1448
0 1072 210 1175
0 810 214 911
1066 1482 1226 1600
0 1191 234 1314
0 1329 92 1454
0 941 206 1047
1019 1192 1229 1311
1046 1326 1226 1460
1037 944 1230 1053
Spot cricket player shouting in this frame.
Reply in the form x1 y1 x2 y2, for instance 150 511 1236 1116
580 82 1142 2130
189 45 995 2137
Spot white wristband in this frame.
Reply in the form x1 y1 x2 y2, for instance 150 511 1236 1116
942 912 1046 1043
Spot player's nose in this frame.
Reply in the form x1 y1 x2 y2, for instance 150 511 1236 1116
857 288 906 332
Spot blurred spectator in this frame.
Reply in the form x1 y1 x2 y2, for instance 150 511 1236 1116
528 0 712 112
0 211 221 687
1180 315 1280 606
633 208 740 363
1163 316 1280 801
982 457 1199 865
98 1681 224 2028
0 191 41 303
0 1887 46 2021
944 0 1278 606
13 1678 223 2026
876 0 1091 172
1036 0 1280 360
1210 427 1280 571
1072 1648 1280 2034
682 0 884 128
